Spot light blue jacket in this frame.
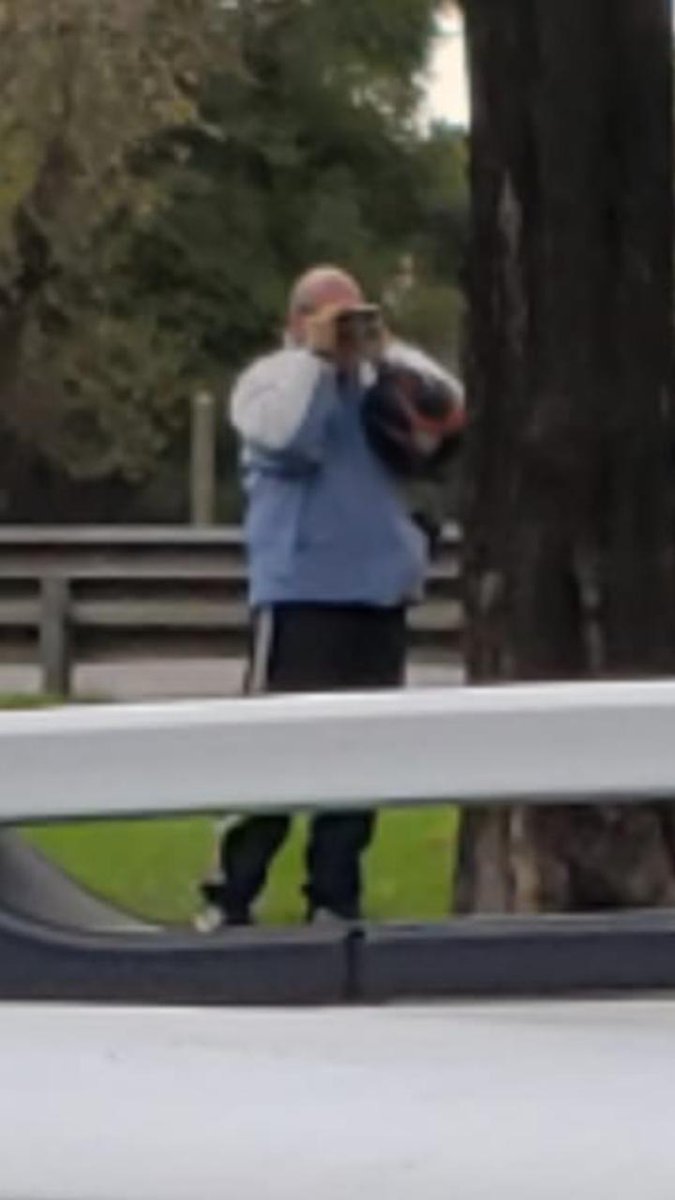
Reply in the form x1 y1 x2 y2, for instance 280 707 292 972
230 343 462 609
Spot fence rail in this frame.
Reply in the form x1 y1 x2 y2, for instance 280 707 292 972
0 525 464 694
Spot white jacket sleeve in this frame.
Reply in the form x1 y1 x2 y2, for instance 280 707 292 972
230 348 338 464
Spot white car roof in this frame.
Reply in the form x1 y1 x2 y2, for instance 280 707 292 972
2 998 674 1199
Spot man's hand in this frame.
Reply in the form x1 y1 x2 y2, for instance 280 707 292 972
304 303 346 359
305 303 388 367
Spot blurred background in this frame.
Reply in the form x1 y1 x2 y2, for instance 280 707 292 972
0 1 470 923
0 0 469 526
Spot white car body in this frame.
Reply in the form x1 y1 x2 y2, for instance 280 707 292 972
3 999 675 1200
3 683 675 1197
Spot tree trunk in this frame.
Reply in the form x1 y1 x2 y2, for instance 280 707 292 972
457 0 675 913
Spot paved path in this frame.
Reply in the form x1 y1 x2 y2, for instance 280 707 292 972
0 659 463 702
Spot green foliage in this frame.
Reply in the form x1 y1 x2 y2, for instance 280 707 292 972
0 0 220 297
23 305 190 482
133 0 468 374
0 0 230 487
393 282 465 366
0 0 469 515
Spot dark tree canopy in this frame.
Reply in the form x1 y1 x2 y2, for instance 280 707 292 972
0 0 468 520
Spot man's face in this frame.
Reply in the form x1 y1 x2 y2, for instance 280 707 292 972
290 277 364 348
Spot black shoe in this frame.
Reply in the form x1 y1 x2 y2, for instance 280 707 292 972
195 881 251 932
306 903 359 926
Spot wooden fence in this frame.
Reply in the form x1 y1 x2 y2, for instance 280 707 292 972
0 526 464 695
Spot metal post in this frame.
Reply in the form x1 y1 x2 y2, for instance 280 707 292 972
39 575 71 697
190 391 217 526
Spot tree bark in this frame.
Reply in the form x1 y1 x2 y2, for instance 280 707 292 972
457 0 675 913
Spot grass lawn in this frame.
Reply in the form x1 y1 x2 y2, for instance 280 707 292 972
1 692 458 924
0 693 66 710
25 809 458 925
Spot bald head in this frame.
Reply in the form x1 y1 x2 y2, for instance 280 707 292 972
287 265 364 344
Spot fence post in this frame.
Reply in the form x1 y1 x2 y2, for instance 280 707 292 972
190 390 217 526
40 575 71 697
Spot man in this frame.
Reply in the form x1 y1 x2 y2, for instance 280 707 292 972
199 265 464 928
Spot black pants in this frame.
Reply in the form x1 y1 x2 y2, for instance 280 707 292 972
210 604 406 922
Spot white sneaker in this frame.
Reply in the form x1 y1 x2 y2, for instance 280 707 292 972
194 904 226 934
310 908 351 927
